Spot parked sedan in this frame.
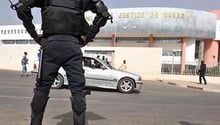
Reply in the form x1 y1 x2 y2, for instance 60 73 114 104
32 56 143 93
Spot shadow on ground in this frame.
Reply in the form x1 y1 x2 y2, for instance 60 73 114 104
62 86 140 94
54 111 105 125
179 121 202 125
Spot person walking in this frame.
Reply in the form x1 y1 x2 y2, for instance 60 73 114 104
21 51 28 76
119 60 127 71
198 60 207 85
37 49 41 62
13 0 112 125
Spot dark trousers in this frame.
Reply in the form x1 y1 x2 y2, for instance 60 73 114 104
31 35 86 125
199 73 207 84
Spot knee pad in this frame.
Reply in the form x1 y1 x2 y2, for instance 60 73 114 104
33 88 49 97
31 89 49 107
70 94 86 115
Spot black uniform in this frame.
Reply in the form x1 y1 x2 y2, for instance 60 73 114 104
13 0 112 125
198 61 207 85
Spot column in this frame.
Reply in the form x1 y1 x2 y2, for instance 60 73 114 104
180 37 187 74
148 34 154 47
112 34 116 47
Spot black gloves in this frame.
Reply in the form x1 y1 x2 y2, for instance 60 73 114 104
34 35 45 46
79 25 100 46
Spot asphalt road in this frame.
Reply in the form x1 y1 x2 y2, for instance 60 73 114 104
0 70 220 125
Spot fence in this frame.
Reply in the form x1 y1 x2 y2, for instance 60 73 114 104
161 62 220 76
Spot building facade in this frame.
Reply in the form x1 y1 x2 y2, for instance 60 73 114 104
0 7 219 75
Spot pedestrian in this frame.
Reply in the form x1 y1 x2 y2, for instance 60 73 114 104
37 49 41 62
119 60 127 71
21 51 28 76
102 55 105 60
13 0 112 125
198 60 207 85
105 57 110 65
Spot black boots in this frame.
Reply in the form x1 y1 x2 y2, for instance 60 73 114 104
70 90 91 125
70 94 87 125
30 89 49 125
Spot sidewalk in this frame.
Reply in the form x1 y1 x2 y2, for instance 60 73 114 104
157 74 220 93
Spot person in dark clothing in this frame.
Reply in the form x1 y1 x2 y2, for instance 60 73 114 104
12 0 112 125
198 60 207 85
21 51 29 76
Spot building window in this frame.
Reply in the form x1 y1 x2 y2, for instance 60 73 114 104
2 40 15 44
117 37 147 43
2 40 37 45
30 40 37 44
16 40 29 44
93 38 112 43
195 40 200 59
154 37 182 43
163 50 182 56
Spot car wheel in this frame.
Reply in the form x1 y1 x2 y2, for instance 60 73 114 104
118 77 135 94
52 73 64 89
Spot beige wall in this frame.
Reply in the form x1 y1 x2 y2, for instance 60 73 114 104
0 45 162 79
0 45 40 73
83 47 162 79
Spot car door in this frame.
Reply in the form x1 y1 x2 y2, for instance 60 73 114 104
83 57 114 88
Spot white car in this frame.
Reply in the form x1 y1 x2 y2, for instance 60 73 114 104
32 56 143 93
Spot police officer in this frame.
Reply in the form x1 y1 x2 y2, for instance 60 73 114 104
13 0 112 125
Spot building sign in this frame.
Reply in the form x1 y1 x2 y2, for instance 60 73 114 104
85 11 185 22
118 12 145 18
85 7 216 38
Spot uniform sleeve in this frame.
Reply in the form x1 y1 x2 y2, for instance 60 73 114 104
15 0 42 39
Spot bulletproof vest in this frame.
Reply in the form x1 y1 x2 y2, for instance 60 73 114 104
42 0 89 36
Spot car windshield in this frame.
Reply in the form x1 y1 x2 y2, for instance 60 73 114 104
101 59 115 69
84 57 115 70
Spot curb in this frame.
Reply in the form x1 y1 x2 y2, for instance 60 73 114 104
167 82 176 85
187 85 203 90
164 81 220 93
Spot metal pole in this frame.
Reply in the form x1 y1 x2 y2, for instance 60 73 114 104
171 50 176 74
171 53 174 74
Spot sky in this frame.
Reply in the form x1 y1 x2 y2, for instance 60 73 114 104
1 0 220 25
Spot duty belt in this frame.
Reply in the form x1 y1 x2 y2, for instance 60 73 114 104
46 35 79 42
48 0 76 9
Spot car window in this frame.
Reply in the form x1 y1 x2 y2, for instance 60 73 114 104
84 57 92 67
83 57 104 69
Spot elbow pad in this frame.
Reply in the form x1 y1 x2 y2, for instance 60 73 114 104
15 1 37 39
93 15 107 27
15 2 33 21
